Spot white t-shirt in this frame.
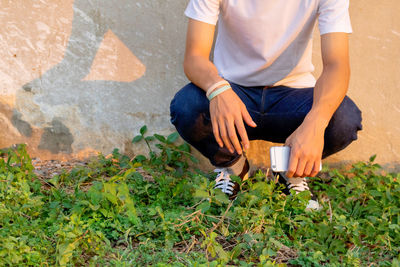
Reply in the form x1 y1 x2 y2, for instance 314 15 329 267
185 0 352 88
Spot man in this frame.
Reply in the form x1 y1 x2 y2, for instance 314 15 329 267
170 0 362 207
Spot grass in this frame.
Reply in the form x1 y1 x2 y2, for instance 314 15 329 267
0 126 399 266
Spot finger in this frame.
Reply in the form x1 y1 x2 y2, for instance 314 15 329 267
241 106 257 128
226 119 242 154
286 149 298 178
303 160 314 177
310 158 321 177
284 135 292 147
211 116 223 147
294 156 307 177
235 117 250 150
219 119 234 153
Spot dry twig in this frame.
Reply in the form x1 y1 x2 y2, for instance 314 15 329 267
208 201 233 233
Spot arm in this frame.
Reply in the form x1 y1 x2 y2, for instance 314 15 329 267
184 19 256 155
184 19 221 92
285 32 350 178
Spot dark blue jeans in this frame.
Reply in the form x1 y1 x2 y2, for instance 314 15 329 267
170 82 362 167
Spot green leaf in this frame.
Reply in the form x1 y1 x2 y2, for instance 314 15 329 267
194 189 209 199
48 175 60 188
389 224 400 230
134 155 147 162
88 187 102 205
103 183 118 204
190 155 199 163
155 144 164 150
166 149 172 162
198 201 210 212
145 136 155 141
154 134 166 143
166 132 179 144
214 191 229 205
58 241 77 266
369 154 377 162
140 125 147 135
221 224 230 237
104 193 118 205
214 242 229 262
178 143 191 152
132 135 143 143
231 244 244 260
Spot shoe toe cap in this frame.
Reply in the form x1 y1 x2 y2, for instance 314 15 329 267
306 199 322 211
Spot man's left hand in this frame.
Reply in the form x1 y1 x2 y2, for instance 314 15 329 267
285 117 325 178
284 33 350 178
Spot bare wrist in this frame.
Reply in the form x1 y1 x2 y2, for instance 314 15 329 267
304 110 331 130
205 78 227 92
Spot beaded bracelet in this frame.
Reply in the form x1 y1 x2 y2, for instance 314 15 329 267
207 85 232 101
206 80 230 98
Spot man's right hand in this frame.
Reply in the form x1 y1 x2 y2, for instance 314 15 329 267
182 19 256 154
210 88 257 155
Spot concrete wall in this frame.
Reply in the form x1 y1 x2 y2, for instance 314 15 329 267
249 0 400 171
0 1 399 170
0 0 187 160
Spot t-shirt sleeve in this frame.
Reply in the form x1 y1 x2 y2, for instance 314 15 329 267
184 0 220 25
318 0 352 35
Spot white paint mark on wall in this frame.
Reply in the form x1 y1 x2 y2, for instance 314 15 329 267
0 70 16 95
142 50 153 56
375 55 386 61
391 30 400 37
387 143 400 158
367 35 380 40
36 22 50 34
378 91 390 100
369 108 376 117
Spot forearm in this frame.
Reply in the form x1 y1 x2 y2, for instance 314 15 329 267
285 64 350 177
183 55 224 92
305 62 350 130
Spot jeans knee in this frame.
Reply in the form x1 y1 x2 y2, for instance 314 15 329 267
170 83 208 129
323 96 362 157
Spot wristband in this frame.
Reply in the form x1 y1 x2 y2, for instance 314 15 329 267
206 80 229 98
207 85 232 101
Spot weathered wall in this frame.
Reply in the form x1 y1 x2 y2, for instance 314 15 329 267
249 0 400 171
0 0 187 160
0 0 399 170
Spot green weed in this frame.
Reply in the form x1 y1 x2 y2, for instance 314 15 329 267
0 128 399 266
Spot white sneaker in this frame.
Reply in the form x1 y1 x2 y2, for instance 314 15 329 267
213 159 249 200
275 172 321 211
